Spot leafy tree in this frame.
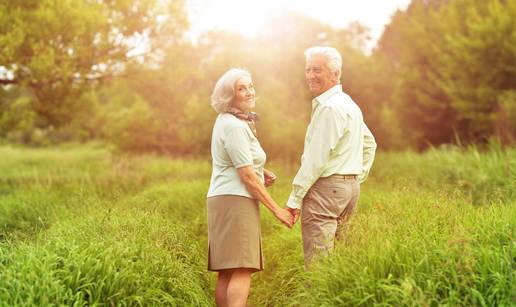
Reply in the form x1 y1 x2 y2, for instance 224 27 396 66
0 0 187 129
0 90 38 144
376 0 516 148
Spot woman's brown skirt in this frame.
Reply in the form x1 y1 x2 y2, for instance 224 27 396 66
207 195 263 272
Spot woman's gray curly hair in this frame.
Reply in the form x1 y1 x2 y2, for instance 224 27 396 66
210 68 251 113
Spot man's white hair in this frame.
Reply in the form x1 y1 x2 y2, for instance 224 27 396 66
210 68 251 113
304 46 342 80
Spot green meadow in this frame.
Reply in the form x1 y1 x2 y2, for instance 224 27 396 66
0 144 514 306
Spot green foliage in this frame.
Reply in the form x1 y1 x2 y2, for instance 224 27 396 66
297 201 514 306
0 0 188 128
0 96 38 144
0 145 213 305
1 0 515 155
376 0 516 148
370 143 516 204
93 83 161 152
0 213 212 306
494 90 516 145
0 145 513 305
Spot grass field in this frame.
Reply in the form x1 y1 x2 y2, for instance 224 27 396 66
0 144 514 306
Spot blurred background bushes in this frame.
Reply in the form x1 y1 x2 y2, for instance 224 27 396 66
1 0 515 159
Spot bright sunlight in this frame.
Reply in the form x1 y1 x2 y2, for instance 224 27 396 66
187 0 411 48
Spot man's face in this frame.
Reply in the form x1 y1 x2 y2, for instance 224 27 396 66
305 55 338 97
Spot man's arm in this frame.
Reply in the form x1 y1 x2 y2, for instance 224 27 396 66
287 106 344 209
358 122 377 183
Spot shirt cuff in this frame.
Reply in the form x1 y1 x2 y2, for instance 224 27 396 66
287 195 301 209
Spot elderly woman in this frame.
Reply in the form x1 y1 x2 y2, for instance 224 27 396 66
207 68 293 307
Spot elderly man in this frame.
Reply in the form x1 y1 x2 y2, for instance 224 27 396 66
286 46 377 267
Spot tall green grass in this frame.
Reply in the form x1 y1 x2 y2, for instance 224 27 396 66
370 144 515 204
290 195 514 306
0 211 212 306
0 144 513 306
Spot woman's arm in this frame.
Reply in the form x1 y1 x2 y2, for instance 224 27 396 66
263 168 277 187
237 166 293 228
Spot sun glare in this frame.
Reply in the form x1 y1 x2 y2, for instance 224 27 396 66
187 0 411 48
188 0 277 38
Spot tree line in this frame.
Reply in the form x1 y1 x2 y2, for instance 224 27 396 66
1 0 515 159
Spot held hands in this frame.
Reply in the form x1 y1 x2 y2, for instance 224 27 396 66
286 207 301 225
263 169 277 187
274 208 294 228
274 207 301 229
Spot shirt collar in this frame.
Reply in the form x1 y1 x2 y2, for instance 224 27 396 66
311 84 343 111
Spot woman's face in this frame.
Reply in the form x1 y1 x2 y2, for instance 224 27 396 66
233 76 255 112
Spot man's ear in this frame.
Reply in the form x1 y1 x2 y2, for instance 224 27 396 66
332 71 340 83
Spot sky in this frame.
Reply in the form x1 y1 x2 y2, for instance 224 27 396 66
186 0 412 51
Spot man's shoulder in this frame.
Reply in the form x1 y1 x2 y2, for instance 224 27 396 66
321 92 358 112
316 93 364 125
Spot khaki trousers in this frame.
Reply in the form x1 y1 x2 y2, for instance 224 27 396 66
301 175 360 267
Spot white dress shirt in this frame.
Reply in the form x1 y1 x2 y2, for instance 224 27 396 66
287 84 377 209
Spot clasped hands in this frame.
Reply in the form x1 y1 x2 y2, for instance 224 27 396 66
264 169 301 229
274 206 300 229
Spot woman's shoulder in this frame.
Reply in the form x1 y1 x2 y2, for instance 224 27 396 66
214 113 254 140
217 113 247 130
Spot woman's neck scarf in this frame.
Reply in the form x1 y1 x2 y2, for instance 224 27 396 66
227 107 259 137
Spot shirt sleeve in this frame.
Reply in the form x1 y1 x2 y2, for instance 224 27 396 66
358 122 377 183
287 106 343 209
224 126 253 168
